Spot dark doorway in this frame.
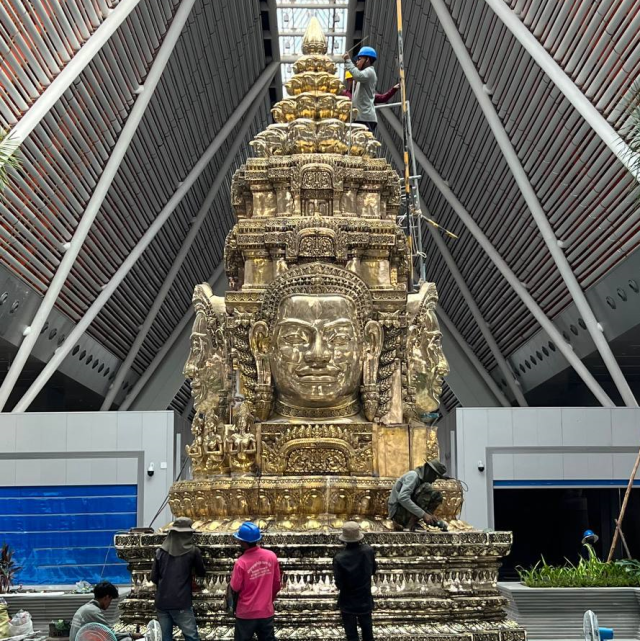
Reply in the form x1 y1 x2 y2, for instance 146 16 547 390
494 486 640 580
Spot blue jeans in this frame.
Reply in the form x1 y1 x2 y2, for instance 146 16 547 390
156 608 199 641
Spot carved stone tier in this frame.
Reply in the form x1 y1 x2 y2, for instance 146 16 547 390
167 476 465 529
115 530 526 641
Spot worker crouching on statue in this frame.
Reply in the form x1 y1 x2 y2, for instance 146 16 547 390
230 522 281 641
388 459 448 531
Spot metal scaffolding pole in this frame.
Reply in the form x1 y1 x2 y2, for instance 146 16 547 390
100 92 268 410
379 120 526 406
2 0 143 158
10 64 279 413
437 308 512 408
382 109 615 407
482 0 640 182
119 265 225 411
430 0 636 408
0 0 198 412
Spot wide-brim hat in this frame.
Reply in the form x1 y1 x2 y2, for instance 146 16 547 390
426 459 447 479
168 517 196 533
339 521 364 543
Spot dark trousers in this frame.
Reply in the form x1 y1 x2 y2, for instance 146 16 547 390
354 120 377 133
234 616 275 641
341 611 374 641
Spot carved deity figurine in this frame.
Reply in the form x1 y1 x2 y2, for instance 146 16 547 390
406 282 450 416
226 402 257 474
249 263 382 421
183 284 230 475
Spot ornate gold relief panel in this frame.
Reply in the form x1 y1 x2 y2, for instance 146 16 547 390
259 422 374 475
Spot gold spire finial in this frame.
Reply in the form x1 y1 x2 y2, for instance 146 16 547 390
302 17 327 55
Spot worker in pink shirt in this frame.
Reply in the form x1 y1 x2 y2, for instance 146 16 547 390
229 522 281 641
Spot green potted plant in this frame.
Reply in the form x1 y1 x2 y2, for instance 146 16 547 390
0 544 22 593
499 541 640 640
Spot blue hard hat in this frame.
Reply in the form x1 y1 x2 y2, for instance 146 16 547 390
358 46 377 60
234 521 262 543
582 529 599 544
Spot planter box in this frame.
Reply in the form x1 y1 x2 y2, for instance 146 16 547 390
499 583 640 640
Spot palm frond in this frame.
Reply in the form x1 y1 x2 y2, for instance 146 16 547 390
620 80 640 184
0 129 22 192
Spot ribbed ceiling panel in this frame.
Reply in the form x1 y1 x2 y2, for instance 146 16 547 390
2 0 271 381
367 0 640 407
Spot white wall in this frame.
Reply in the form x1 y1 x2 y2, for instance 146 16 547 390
0 411 177 526
456 407 640 529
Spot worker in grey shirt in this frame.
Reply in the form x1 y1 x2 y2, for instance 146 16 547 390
69 582 140 641
343 46 378 132
388 459 447 530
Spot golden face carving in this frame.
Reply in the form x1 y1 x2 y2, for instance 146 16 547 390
407 283 450 414
270 294 363 409
183 286 227 412
249 263 381 419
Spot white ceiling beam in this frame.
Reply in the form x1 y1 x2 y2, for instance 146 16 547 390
438 308 511 408
482 0 640 183
2 0 143 158
121 264 226 411
382 109 615 407
9 63 280 413
100 91 269 410
430 0 636 408
0 0 198 411
379 120 526 406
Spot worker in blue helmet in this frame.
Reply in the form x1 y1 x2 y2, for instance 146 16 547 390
343 45 378 132
229 522 281 641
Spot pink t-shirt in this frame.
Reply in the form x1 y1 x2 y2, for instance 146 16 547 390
230 546 281 619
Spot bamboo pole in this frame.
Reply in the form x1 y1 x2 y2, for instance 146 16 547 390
607 450 640 562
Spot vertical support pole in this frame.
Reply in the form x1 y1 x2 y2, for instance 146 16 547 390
430 0 636 407
0 0 199 411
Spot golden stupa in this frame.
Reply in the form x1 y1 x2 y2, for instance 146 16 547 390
116 20 525 641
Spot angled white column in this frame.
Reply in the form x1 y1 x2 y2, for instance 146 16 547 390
430 0 636 408
2 0 143 156
379 120 527 406
382 109 614 407
0 0 198 412
438 308 511 408
10 63 279 413
482 0 640 182
121 265 226 411
100 88 268 410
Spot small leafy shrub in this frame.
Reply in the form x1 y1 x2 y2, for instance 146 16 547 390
0 544 22 593
518 545 640 588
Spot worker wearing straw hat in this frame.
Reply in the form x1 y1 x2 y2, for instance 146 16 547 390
151 517 206 641
332 521 377 641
